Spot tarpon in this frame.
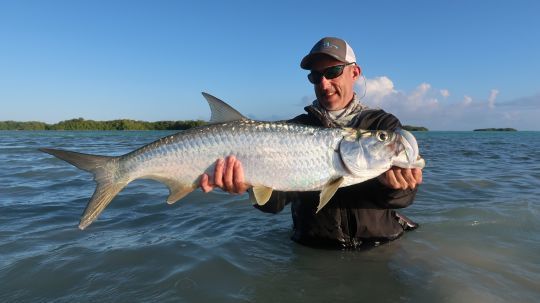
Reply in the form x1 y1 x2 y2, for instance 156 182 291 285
40 93 425 229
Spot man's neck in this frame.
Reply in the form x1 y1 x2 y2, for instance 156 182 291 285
320 93 356 112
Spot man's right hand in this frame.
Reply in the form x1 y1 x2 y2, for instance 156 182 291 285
377 166 422 190
200 155 250 194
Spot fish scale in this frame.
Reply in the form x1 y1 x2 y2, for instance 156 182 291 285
121 120 345 191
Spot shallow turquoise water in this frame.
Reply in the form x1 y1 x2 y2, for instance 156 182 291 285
1 130 539 302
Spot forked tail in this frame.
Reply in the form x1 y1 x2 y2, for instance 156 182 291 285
40 148 128 230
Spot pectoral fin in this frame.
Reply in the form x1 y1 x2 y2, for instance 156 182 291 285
250 185 274 205
317 177 344 213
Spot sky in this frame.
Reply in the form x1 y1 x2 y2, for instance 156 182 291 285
1 0 539 130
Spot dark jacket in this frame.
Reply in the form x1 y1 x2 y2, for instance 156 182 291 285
254 106 418 249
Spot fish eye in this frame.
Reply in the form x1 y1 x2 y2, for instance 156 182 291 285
376 131 388 142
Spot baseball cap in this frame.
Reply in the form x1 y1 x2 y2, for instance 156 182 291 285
300 37 356 70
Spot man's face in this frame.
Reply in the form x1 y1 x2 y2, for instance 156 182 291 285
310 57 360 111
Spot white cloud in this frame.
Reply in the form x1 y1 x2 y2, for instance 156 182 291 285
462 95 473 106
488 89 499 109
407 83 439 110
354 75 538 130
440 89 450 98
361 76 396 105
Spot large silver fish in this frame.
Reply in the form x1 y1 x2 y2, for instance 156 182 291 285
41 93 425 230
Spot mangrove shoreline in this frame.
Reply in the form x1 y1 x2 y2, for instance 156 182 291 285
1 118 432 132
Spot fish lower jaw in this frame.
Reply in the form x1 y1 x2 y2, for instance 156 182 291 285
392 158 425 169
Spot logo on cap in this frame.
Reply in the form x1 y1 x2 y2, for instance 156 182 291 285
322 41 339 49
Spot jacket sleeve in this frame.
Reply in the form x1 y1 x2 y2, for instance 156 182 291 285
368 179 418 208
336 178 418 209
252 190 295 214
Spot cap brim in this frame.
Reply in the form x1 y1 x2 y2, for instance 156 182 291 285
300 53 347 70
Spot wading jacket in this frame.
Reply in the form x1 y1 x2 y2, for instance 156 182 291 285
254 106 419 249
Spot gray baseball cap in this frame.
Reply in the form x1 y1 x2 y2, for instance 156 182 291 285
300 37 357 70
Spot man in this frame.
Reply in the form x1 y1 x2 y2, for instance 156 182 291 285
200 37 423 249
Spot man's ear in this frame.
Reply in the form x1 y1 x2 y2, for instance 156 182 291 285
352 65 361 80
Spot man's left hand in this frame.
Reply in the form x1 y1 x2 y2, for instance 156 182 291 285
377 167 423 190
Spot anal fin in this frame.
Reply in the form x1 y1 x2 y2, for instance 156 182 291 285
153 176 196 204
166 184 196 204
317 177 344 213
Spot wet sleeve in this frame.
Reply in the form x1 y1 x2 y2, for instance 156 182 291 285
370 179 418 208
338 178 418 209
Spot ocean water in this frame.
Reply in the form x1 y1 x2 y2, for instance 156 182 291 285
1 130 539 303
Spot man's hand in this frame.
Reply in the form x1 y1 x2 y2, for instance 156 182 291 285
377 167 423 190
200 155 250 194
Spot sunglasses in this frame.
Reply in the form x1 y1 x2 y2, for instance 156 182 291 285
307 62 356 84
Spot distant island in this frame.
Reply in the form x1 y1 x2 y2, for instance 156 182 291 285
402 125 429 131
0 118 206 131
473 128 517 131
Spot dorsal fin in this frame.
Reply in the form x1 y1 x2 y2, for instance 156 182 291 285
201 92 247 124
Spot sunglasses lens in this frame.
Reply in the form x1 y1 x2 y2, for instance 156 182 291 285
324 65 344 79
308 64 350 84
308 72 322 84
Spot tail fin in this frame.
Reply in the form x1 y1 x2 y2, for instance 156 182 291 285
40 148 128 230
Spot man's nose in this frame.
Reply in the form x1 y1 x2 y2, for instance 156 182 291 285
318 76 331 88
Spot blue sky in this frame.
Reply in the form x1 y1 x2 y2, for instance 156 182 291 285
1 0 539 130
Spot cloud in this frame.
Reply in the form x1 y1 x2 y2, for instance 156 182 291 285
440 89 450 98
355 75 539 130
497 93 540 109
364 76 396 104
488 89 499 109
462 95 473 107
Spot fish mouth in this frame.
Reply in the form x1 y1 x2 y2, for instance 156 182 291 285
395 128 425 168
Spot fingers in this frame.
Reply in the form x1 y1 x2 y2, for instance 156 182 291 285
233 160 250 193
391 168 409 189
224 156 249 193
223 156 235 192
401 168 416 189
213 158 225 189
380 167 423 190
201 156 249 194
200 173 214 193
412 168 423 185
384 169 399 189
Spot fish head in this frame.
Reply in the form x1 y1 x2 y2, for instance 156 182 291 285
339 128 425 177
392 128 426 169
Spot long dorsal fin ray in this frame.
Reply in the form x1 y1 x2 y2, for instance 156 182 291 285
317 177 344 213
201 92 247 124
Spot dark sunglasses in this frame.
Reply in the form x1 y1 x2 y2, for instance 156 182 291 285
307 62 356 84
